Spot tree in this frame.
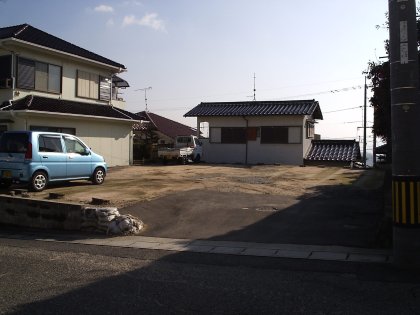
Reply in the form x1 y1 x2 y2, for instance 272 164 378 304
365 12 420 162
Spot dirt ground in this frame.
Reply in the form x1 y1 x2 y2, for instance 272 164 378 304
24 164 383 208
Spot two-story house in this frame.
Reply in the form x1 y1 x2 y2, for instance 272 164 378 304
0 24 142 166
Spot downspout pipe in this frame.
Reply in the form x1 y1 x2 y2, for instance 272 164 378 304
242 116 248 165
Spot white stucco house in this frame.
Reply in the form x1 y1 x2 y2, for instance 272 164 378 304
0 24 143 166
184 100 323 165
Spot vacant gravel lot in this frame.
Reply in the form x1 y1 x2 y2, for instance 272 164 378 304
21 164 381 208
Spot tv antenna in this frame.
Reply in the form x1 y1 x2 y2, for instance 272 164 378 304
252 73 256 101
135 86 152 112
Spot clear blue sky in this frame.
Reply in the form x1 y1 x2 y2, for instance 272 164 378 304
1 0 390 148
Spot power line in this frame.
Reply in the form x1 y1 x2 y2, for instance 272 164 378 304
271 85 363 101
323 106 362 114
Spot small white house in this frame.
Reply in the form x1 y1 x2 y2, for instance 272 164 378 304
0 24 141 166
184 100 323 165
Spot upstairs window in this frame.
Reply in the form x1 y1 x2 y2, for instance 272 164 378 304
77 70 99 99
17 57 61 93
77 70 111 101
0 55 12 88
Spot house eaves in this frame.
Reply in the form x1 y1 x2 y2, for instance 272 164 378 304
0 95 142 123
0 24 126 71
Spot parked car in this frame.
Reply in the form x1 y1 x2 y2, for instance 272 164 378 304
157 135 203 164
0 131 107 191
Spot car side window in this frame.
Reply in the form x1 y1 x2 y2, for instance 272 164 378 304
39 135 63 153
64 136 87 154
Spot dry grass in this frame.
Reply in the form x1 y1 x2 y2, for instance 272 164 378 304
29 165 382 208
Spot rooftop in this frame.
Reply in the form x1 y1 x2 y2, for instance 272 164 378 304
305 140 361 162
0 95 144 121
0 24 125 69
133 111 196 139
184 100 323 119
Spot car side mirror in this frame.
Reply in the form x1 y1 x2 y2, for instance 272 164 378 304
82 148 91 156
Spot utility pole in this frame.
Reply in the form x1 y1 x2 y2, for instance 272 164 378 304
135 86 152 112
389 0 420 267
363 76 367 168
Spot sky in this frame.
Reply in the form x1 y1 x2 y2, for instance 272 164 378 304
0 0 390 152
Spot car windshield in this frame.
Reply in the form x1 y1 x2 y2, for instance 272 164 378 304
0 133 28 153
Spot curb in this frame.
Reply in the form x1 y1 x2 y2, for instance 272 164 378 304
0 232 393 264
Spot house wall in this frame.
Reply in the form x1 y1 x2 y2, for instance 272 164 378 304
197 115 315 165
2 112 133 167
0 46 125 109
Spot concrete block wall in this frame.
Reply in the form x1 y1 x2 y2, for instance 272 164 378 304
0 195 83 230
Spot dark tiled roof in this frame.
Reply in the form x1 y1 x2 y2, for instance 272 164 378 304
184 100 323 119
133 111 196 139
305 140 361 162
0 24 125 69
0 95 143 121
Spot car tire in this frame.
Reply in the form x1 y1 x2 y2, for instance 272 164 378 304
31 171 48 192
92 167 105 185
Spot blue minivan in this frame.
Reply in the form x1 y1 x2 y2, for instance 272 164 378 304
0 131 107 191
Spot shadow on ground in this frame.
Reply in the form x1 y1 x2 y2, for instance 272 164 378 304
3 169 408 314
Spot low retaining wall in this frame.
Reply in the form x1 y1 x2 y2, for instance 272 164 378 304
0 195 83 230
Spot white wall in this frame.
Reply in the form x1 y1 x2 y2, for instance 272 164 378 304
198 115 316 165
0 43 126 109
2 112 133 167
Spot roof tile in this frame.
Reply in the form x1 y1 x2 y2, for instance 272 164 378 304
0 24 125 69
0 95 143 121
305 140 361 162
184 100 323 119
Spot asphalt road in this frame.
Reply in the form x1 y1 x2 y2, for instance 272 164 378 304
122 184 384 248
0 237 419 315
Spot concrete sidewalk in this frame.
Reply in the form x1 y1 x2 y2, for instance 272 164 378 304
0 231 392 264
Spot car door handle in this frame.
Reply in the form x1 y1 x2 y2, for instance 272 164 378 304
68 156 73 159
42 156 48 159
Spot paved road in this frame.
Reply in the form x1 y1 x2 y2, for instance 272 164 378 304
122 184 384 248
0 237 419 315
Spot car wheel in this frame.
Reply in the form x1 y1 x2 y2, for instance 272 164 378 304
92 167 105 185
31 171 48 192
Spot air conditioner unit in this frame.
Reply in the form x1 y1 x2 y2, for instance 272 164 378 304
0 78 12 89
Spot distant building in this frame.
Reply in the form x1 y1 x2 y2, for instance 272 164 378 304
132 111 196 160
185 100 322 165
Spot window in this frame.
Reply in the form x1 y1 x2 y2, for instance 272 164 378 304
17 57 61 93
261 126 288 144
30 126 76 135
77 70 98 99
221 127 247 144
99 76 111 101
0 55 12 84
0 133 28 153
64 136 87 154
38 135 63 153
306 120 315 138
261 126 302 144
210 127 256 144
210 127 221 143
17 58 35 90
